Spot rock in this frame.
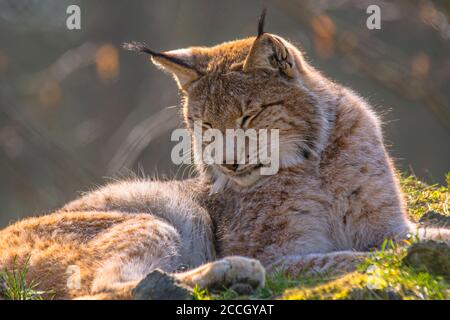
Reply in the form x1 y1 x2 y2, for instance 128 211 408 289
403 240 450 280
419 211 450 228
348 288 401 300
132 269 192 300
229 283 255 295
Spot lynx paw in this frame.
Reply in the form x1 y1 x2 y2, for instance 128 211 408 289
175 256 265 294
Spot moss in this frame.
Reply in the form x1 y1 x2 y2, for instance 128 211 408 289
3 174 449 300
281 273 369 300
192 174 450 300
400 173 449 221
249 174 450 300
276 174 450 300
355 241 449 300
281 239 450 300
403 241 450 280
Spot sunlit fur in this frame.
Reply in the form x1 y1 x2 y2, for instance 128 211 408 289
175 37 329 191
155 32 450 269
0 179 264 299
1 30 449 300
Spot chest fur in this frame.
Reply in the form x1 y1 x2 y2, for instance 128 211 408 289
209 174 373 263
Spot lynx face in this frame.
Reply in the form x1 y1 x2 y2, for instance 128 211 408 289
129 31 328 189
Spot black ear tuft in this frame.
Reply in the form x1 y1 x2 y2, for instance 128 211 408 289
257 8 267 37
122 41 158 56
123 41 201 74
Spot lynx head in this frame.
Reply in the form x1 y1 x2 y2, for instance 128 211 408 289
124 10 329 191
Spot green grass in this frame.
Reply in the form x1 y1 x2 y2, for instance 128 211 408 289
194 240 449 300
195 173 450 300
400 172 449 221
1 173 449 300
278 237 448 300
192 271 331 300
354 239 448 300
0 256 53 300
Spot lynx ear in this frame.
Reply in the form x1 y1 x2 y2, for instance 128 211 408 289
151 48 203 88
123 42 203 88
243 34 297 78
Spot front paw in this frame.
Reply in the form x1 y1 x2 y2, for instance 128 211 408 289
201 256 266 292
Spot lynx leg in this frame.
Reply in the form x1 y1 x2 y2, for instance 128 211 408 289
269 251 371 276
74 281 138 300
104 256 265 300
173 256 265 293
129 256 266 299
395 223 450 243
269 226 450 278
74 214 185 300
415 226 450 242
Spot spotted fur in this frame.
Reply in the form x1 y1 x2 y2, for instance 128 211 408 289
1 20 449 299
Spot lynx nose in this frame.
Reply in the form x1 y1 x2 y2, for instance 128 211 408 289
221 163 239 172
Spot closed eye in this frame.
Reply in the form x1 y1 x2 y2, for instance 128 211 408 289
202 121 212 129
261 100 285 108
188 117 212 129
240 115 251 127
241 100 284 127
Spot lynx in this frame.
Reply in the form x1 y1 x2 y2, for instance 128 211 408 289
0 11 448 300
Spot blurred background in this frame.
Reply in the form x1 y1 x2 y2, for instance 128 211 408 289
0 0 449 227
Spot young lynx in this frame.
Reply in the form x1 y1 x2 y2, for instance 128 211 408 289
1 12 448 300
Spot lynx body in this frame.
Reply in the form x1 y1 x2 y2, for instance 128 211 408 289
1 13 448 299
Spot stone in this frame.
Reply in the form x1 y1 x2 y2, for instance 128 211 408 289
419 211 450 228
132 269 192 300
403 240 450 280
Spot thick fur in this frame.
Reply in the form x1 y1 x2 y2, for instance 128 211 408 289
1 31 449 299
0 179 265 299
155 34 449 271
